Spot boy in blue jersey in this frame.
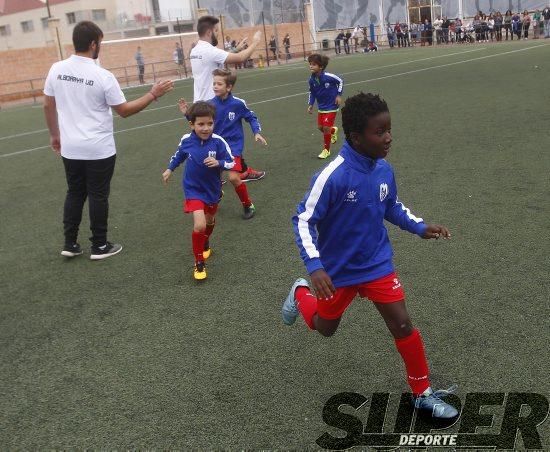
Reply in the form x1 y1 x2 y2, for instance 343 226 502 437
306 54 344 159
179 69 268 220
162 101 234 280
282 93 458 420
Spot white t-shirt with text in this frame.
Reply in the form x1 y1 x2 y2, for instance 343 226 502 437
190 40 229 102
44 55 126 160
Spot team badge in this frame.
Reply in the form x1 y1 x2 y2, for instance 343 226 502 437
208 149 217 158
325 82 330 88
379 183 389 202
228 112 236 120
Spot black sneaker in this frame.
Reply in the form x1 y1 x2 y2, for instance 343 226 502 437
243 203 256 220
61 242 83 257
90 242 123 260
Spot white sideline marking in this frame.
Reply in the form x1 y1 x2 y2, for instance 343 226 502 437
2 43 547 159
0 47 486 139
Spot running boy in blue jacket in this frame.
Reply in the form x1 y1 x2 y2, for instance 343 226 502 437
162 101 234 280
306 53 343 159
282 92 458 420
179 69 268 220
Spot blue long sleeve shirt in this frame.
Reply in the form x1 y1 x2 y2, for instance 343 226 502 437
168 131 234 205
308 71 344 112
207 93 261 156
293 141 427 288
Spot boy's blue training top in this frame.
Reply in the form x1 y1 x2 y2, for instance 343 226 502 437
308 71 344 113
168 131 234 205
293 141 427 288
207 93 261 156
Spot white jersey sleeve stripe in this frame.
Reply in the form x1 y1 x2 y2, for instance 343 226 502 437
325 72 344 93
395 197 423 223
297 155 345 259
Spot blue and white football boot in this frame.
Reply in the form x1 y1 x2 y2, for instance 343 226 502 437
281 278 309 326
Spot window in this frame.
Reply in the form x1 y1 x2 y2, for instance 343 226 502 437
21 20 34 33
41 17 49 29
92 9 106 21
67 12 76 24
0 25 10 36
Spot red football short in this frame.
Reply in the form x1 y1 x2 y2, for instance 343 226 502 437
316 272 405 320
229 155 244 173
183 199 218 215
317 111 337 128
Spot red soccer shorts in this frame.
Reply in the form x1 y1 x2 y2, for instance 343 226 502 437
229 155 244 173
317 272 405 320
183 199 218 215
317 111 337 128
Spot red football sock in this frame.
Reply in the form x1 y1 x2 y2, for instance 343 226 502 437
295 287 318 330
205 221 215 238
323 133 331 150
192 231 206 262
235 183 252 207
395 329 431 396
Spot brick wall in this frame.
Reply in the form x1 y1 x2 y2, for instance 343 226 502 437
0 22 314 102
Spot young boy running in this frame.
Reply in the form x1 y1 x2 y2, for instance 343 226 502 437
162 101 234 280
307 54 343 159
283 93 458 420
179 69 268 220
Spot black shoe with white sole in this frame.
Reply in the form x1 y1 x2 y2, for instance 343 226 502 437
90 242 123 260
61 243 83 257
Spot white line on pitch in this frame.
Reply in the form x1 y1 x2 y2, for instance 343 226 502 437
2 43 547 158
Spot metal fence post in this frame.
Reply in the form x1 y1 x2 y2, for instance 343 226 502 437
124 67 129 86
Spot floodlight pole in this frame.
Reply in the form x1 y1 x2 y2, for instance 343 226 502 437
45 0 64 60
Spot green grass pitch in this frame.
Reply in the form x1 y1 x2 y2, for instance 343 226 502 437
1 41 549 448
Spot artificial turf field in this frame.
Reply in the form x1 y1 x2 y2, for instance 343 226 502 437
1 41 549 449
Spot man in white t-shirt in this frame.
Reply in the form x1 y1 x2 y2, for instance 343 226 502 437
43 21 173 260
190 15 265 181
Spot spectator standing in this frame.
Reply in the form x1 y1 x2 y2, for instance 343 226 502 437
135 46 145 84
504 10 513 39
532 10 541 38
44 21 173 260
395 22 404 47
522 10 531 39
512 12 522 39
352 25 362 52
173 42 184 77
344 29 351 54
454 18 463 42
442 16 451 43
224 36 232 51
434 16 443 43
387 23 396 48
494 12 503 41
402 22 411 46
334 30 345 54
488 14 495 41
543 6 550 38
269 34 278 61
283 33 291 59
424 19 433 45
410 22 419 44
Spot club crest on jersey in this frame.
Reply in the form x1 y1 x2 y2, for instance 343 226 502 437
380 183 389 202
208 149 216 158
228 112 236 120
325 82 330 88
345 190 358 203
